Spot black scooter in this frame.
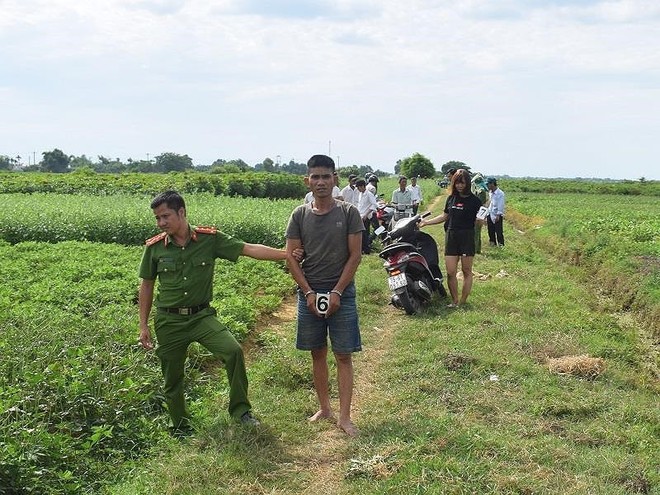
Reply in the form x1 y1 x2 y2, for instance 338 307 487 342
377 213 447 315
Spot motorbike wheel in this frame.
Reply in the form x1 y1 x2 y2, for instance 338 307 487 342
397 287 421 315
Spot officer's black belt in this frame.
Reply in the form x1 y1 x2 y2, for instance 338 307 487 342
159 303 209 316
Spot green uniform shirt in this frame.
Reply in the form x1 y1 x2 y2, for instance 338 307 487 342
139 225 245 308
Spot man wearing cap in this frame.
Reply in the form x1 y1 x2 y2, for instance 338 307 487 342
486 177 505 247
138 190 297 435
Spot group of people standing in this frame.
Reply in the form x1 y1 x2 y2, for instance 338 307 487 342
137 156 505 439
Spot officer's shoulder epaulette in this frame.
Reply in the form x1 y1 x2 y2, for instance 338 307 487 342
145 232 167 246
194 226 217 235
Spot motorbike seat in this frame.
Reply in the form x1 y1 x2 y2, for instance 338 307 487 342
379 241 417 258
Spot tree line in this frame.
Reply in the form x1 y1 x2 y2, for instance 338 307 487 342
1 149 472 179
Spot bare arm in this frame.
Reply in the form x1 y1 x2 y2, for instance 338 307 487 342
241 243 287 261
419 212 447 227
285 237 321 317
138 278 155 350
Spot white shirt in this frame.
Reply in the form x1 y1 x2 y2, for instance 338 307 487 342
357 190 378 219
305 186 345 204
488 187 506 221
407 184 421 204
341 185 358 206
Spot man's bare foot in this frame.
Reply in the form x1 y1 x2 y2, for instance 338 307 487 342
308 409 334 422
337 418 359 437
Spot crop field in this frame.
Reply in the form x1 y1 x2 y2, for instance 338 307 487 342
507 192 659 335
0 193 300 247
0 176 657 494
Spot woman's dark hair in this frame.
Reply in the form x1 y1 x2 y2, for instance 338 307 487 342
150 190 185 211
449 169 471 196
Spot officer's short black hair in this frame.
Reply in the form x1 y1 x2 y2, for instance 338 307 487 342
151 190 185 212
355 179 367 187
307 154 335 172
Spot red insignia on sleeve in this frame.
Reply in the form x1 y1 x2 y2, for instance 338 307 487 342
145 232 167 246
194 226 217 235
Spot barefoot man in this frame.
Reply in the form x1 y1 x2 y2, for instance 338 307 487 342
285 154 364 437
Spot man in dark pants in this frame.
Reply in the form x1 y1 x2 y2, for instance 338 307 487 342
138 190 294 435
486 177 505 246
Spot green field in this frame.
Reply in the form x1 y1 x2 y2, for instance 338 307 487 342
0 178 657 494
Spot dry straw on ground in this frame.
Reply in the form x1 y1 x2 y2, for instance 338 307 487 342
546 355 606 379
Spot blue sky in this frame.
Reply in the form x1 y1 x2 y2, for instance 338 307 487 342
1 0 658 179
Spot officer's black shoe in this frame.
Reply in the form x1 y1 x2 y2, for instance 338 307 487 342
240 411 260 426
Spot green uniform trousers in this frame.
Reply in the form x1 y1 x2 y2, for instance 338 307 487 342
154 307 251 428
474 223 483 254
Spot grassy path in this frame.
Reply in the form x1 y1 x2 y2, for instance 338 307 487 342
112 199 658 494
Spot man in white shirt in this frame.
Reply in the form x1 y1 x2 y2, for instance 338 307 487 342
340 174 358 206
366 175 378 196
486 177 505 247
355 178 378 254
407 176 422 215
391 176 413 221
332 173 343 200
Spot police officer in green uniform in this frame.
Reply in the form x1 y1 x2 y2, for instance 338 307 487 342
138 190 293 433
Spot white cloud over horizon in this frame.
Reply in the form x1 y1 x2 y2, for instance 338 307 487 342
1 0 659 179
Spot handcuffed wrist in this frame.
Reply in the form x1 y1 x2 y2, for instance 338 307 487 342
330 289 343 297
303 290 316 297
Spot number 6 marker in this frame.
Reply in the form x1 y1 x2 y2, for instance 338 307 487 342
315 292 330 315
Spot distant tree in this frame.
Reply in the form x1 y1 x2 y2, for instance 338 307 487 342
0 155 14 170
227 159 251 172
394 161 402 175
373 169 390 177
96 155 126 173
337 165 359 178
155 152 193 172
69 155 95 170
40 149 70 173
280 160 307 175
398 152 435 178
441 161 470 174
127 160 157 173
210 164 243 174
263 157 275 172
356 165 374 178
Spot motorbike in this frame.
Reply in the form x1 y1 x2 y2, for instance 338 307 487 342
375 202 414 236
377 212 448 315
